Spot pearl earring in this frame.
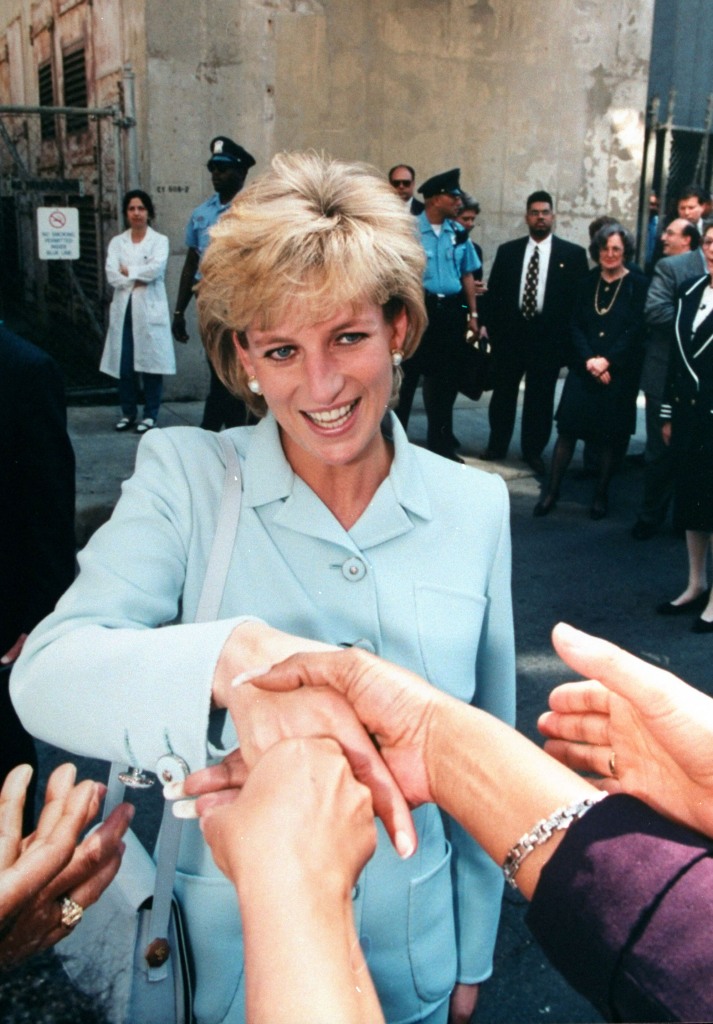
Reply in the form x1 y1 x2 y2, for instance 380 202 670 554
247 376 262 395
391 350 403 367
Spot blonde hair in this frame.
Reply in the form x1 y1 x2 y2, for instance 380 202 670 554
197 151 427 415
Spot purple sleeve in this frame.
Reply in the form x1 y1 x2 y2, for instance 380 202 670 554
526 794 713 1022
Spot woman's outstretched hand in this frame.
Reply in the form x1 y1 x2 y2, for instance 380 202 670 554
539 622 713 838
0 763 133 968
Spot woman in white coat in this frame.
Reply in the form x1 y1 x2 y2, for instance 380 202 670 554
100 190 175 433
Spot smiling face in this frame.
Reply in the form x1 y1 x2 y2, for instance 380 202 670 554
236 300 408 481
598 232 626 276
662 218 693 256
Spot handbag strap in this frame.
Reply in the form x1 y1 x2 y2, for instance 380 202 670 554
105 432 243 975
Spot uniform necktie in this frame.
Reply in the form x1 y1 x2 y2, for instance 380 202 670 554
522 246 539 320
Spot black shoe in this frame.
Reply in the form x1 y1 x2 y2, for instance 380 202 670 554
656 591 710 616
692 616 713 633
478 448 506 462
533 496 557 517
631 520 659 540
590 500 608 520
115 416 136 432
524 456 546 476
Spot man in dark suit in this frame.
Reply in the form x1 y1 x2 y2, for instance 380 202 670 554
480 191 588 473
388 164 424 215
0 324 76 831
632 219 706 539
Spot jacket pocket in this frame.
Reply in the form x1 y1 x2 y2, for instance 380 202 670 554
173 869 244 1024
414 584 486 701
408 841 457 1002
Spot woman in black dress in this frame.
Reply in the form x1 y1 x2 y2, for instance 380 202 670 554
657 218 713 632
534 223 646 519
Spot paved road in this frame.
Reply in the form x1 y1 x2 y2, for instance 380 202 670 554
10 388 712 1023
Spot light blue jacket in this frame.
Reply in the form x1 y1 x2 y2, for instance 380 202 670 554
13 413 515 1024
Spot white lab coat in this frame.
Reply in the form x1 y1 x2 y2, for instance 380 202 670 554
100 227 175 377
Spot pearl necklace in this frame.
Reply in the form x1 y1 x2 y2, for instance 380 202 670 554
594 273 625 316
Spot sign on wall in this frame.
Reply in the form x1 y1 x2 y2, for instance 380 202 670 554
37 207 80 260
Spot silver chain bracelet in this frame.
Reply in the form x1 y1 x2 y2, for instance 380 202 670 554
503 792 608 889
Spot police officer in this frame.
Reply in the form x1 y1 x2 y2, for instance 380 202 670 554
396 168 479 461
172 137 256 430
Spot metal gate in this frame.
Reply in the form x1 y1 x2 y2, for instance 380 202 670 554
0 90 135 392
637 92 713 263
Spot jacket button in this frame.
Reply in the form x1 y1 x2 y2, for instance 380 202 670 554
155 754 190 784
341 557 366 581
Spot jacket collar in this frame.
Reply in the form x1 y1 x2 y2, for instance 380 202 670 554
241 412 432 546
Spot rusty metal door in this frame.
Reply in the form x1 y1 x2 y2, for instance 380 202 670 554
0 101 130 392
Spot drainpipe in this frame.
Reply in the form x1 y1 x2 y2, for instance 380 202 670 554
122 64 139 188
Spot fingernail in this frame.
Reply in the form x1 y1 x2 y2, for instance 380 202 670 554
395 830 416 859
231 665 273 688
163 780 186 800
172 799 199 819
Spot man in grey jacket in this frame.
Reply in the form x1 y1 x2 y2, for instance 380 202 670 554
632 219 705 539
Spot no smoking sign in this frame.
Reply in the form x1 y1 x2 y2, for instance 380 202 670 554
37 207 80 260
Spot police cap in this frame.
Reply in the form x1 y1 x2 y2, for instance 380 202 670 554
418 168 463 199
207 137 256 171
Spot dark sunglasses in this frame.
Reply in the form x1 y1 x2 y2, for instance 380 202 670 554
391 179 413 187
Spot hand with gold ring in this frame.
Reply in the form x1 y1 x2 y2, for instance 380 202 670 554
538 623 713 838
0 762 133 968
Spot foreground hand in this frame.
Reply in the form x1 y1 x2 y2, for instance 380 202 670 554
225 681 416 858
200 737 377 892
449 982 479 1024
1 633 27 665
538 622 713 837
211 620 338 709
245 648 445 808
0 763 133 968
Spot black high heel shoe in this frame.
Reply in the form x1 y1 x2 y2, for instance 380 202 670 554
656 590 710 616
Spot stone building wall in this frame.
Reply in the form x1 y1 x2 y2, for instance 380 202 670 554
1 0 655 398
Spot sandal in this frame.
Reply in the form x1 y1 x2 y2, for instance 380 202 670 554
115 417 135 432
136 418 156 434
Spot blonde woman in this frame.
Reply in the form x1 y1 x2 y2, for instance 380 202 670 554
14 154 515 1024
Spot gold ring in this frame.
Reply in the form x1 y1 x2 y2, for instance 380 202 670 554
608 750 618 778
59 896 84 929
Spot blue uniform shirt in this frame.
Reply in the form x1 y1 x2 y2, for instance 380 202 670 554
418 213 479 295
184 193 231 276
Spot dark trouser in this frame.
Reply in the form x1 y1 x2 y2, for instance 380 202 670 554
201 363 254 432
487 324 560 460
637 392 674 525
0 666 37 836
396 293 464 456
119 300 163 421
